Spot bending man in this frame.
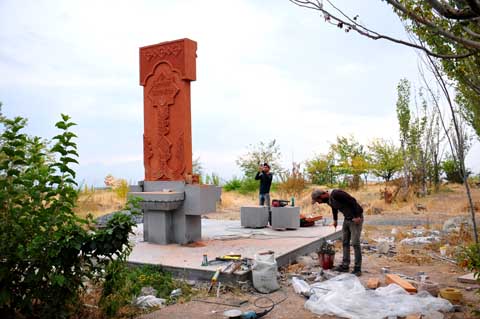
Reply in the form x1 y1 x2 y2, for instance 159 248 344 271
311 189 364 276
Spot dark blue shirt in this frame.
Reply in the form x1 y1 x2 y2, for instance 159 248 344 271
255 172 273 194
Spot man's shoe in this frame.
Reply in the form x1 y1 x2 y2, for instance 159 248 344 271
333 265 349 272
351 267 362 276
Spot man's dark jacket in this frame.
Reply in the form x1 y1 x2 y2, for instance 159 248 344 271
255 172 273 194
329 189 363 221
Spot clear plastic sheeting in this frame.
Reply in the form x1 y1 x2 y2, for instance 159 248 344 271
132 295 166 309
292 276 312 297
292 274 452 319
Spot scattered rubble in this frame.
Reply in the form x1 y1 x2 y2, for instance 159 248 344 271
443 216 473 233
95 209 143 227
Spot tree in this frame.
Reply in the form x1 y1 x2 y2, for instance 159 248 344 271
367 139 403 182
236 139 283 178
330 135 368 189
290 0 480 138
305 153 337 185
419 52 478 244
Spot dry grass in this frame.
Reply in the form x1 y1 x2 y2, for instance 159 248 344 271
74 189 126 219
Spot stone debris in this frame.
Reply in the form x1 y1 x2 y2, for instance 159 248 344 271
401 236 440 245
443 217 473 233
132 295 166 309
95 210 143 227
140 286 157 296
296 255 317 268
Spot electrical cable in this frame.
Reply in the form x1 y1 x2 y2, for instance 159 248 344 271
250 289 288 317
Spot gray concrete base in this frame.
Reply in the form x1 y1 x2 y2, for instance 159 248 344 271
128 219 342 283
271 206 300 229
240 206 269 228
129 181 221 245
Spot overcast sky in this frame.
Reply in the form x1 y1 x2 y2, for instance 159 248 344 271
1 0 478 185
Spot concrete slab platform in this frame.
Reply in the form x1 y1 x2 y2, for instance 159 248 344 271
128 219 341 283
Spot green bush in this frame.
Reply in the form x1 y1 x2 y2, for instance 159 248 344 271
223 177 261 194
224 177 242 191
100 262 191 317
442 158 464 183
238 177 260 194
458 244 480 316
0 113 138 318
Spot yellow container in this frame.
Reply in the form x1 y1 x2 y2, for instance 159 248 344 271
439 287 463 304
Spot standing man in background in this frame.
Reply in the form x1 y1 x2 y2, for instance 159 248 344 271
311 188 364 276
255 163 273 210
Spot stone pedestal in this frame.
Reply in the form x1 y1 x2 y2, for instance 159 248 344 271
129 181 221 245
271 206 300 229
241 206 269 228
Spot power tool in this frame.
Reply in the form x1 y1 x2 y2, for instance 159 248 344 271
223 308 271 319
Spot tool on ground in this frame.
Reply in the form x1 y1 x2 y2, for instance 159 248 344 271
223 308 272 319
223 293 285 319
257 250 274 255
216 254 242 261
201 254 208 266
300 214 323 227
208 267 221 293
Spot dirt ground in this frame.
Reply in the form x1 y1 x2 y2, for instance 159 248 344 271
135 184 480 319
137 252 479 319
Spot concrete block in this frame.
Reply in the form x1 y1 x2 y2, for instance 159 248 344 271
144 210 173 244
130 191 185 202
240 206 269 228
184 185 221 215
129 185 143 192
185 215 201 243
271 207 300 229
143 181 185 192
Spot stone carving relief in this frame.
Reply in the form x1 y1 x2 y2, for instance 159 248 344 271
142 43 182 62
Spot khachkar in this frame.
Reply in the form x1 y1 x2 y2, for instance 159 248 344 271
140 38 195 181
130 39 221 245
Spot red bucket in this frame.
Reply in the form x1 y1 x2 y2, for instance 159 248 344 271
318 253 335 270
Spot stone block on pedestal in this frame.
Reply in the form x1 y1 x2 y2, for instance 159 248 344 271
241 206 269 228
271 206 300 229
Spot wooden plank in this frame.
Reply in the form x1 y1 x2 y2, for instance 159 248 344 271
366 278 380 289
385 274 417 293
457 273 478 284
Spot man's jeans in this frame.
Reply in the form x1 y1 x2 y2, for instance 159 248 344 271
259 193 270 209
341 219 363 269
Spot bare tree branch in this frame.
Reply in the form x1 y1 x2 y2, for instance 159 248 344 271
289 0 477 59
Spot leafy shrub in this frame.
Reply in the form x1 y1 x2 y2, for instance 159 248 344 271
100 262 191 317
458 244 480 316
224 177 242 191
238 177 260 194
442 158 464 183
0 113 138 318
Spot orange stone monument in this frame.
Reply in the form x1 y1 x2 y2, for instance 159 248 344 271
130 38 221 245
139 38 197 181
